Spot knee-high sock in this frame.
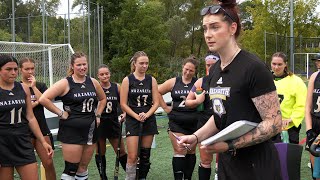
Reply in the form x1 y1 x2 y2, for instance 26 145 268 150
139 148 151 179
125 164 136 180
184 154 196 180
172 155 186 180
198 164 211 180
95 154 107 179
119 154 128 171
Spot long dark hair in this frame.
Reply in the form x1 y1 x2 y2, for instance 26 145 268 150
0 54 18 69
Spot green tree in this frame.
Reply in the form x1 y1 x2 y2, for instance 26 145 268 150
109 0 171 82
240 0 320 63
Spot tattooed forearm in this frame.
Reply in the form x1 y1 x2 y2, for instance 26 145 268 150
233 91 282 149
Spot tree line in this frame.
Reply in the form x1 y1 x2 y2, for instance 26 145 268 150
0 0 319 83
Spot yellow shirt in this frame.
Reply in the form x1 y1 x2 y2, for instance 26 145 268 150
274 74 307 129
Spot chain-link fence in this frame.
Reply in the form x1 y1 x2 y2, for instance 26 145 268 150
265 32 320 78
0 2 103 78
0 41 74 86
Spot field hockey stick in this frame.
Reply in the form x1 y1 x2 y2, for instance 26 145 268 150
95 116 107 180
136 122 143 180
114 116 123 180
310 134 320 157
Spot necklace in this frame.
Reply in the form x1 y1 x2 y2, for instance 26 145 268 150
221 48 241 68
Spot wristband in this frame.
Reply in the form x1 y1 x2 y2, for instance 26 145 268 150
227 140 236 156
58 110 64 118
192 133 199 144
96 114 101 118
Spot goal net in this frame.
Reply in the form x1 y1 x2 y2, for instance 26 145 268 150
293 53 319 79
0 41 74 87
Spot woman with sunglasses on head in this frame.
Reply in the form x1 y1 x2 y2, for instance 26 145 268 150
120 51 159 180
158 56 199 180
39 52 106 180
95 64 127 179
185 53 219 180
270 52 307 144
0 55 53 180
19 57 56 180
178 0 283 179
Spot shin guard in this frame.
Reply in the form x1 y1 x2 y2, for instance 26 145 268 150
119 154 128 171
139 148 151 179
172 155 186 180
62 161 79 179
184 154 196 180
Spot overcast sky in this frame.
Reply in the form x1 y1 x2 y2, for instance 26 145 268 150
57 0 319 18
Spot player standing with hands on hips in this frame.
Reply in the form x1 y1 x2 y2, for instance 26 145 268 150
178 0 283 179
158 56 199 180
0 55 53 180
120 51 159 180
39 52 106 180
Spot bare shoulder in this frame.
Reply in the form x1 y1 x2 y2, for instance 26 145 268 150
309 71 320 83
151 76 158 84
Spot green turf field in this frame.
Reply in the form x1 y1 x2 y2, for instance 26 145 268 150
27 115 312 179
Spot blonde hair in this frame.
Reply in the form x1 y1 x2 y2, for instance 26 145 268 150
67 52 87 76
19 57 35 68
129 51 148 73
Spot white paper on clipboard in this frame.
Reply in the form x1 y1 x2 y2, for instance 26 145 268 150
200 120 258 146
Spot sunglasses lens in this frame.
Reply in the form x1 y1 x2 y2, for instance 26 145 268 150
200 6 221 16
200 7 210 16
210 6 220 14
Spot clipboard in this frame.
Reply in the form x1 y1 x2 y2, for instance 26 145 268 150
201 120 258 146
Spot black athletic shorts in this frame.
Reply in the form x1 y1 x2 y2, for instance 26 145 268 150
272 124 301 144
30 118 51 139
197 111 212 129
98 116 121 139
0 125 36 167
125 115 158 136
312 115 320 135
168 110 198 135
58 116 97 145
218 141 282 180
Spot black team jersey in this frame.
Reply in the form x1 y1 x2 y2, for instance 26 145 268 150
0 82 28 127
171 76 197 112
202 76 212 113
128 74 153 113
60 76 98 126
312 72 320 117
29 82 50 135
101 82 119 118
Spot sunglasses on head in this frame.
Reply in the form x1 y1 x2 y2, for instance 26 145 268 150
200 5 235 22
